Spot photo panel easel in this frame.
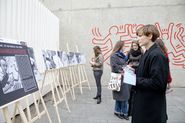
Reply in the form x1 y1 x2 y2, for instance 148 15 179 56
0 91 52 123
41 49 71 111
0 41 51 123
40 69 70 123
66 43 81 100
75 45 91 92
77 64 91 92
56 50 75 100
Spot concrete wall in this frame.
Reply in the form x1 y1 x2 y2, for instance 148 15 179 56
42 0 185 87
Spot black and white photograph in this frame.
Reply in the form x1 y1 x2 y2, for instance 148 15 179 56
75 53 86 64
57 51 64 67
58 51 69 67
42 50 56 69
79 54 86 64
0 56 22 94
75 53 81 64
67 52 78 65
53 50 63 68
0 42 38 107
27 47 42 82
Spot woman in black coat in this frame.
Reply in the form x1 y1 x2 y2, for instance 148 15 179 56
127 40 143 116
132 25 169 123
110 41 131 120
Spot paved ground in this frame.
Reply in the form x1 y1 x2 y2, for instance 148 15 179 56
15 86 185 123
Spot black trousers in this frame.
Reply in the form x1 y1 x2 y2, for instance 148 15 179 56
128 86 136 116
93 70 103 97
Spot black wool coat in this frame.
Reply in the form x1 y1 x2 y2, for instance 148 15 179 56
131 43 169 123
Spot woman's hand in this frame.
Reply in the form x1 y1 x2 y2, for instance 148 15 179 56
89 61 95 65
127 64 135 71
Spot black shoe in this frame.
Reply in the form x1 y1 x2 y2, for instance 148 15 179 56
121 115 129 120
114 113 124 119
93 96 98 99
97 97 101 104
114 112 119 117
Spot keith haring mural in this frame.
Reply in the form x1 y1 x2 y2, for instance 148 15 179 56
91 23 185 68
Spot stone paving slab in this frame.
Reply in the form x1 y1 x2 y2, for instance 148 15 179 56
14 87 185 123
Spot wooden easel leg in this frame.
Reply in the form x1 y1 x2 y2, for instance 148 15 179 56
16 102 28 123
65 69 73 99
59 86 71 112
70 67 76 100
51 83 61 123
33 93 41 119
39 91 52 123
64 96 71 112
3 107 12 123
78 65 83 94
57 71 71 113
54 105 61 123
12 103 18 123
83 65 91 90
26 97 32 121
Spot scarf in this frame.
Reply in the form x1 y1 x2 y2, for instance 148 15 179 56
115 51 128 61
129 49 142 57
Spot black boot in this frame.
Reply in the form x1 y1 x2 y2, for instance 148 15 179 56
97 96 101 104
93 96 98 99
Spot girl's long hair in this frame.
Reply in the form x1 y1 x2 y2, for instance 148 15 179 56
111 41 124 55
93 46 102 57
129 40 141 51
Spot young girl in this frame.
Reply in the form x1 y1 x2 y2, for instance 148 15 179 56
127 40 143 70
127 40 143 117
90 46 104 104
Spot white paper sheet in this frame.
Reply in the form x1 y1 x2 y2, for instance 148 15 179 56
123 66 136 86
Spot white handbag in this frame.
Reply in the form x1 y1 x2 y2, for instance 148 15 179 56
108 72 122 91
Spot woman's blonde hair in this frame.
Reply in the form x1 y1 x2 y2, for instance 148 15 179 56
111 41 124 55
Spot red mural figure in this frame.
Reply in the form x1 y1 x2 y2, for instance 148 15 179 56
119 24 144 49
91 24 143 65
155 22 185 68
91 23 185 68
